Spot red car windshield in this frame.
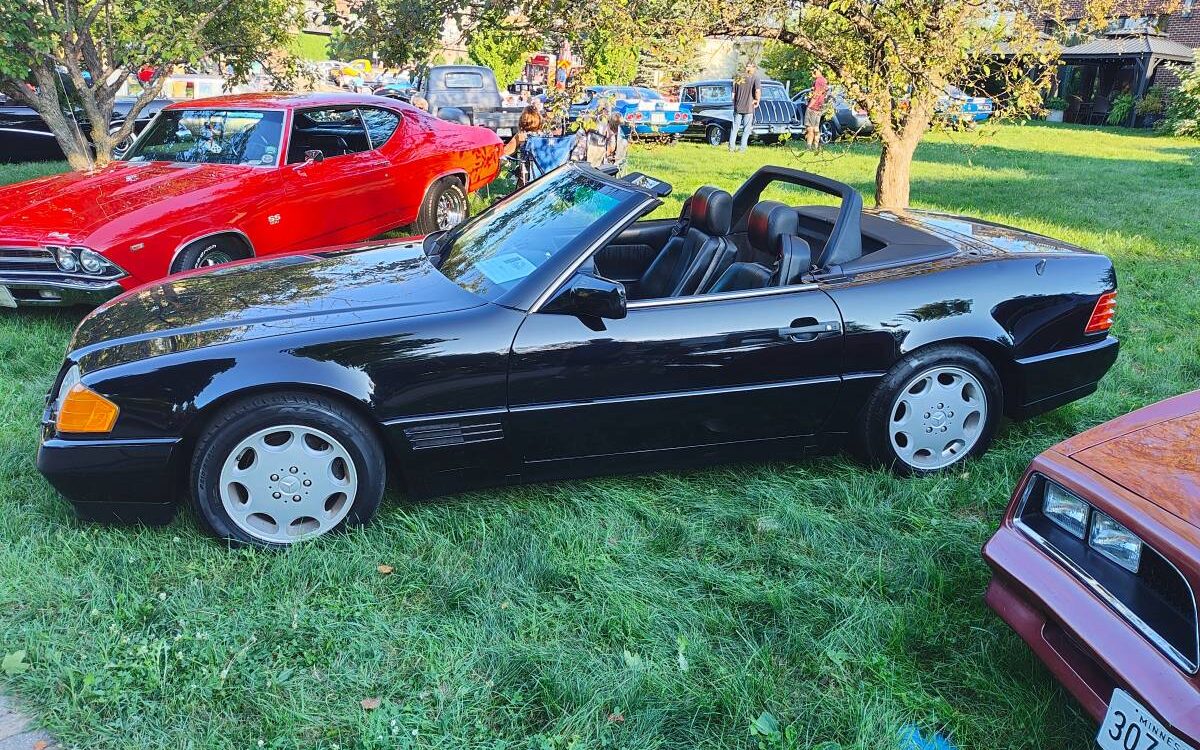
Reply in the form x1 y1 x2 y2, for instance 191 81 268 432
125 109 285 166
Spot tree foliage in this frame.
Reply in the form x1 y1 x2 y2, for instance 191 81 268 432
0 0 303 170
704 0 1129 207
1162 66 1200 137
760 40 814 93
468 24 538 88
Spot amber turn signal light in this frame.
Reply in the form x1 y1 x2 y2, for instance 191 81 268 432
56 384 119 433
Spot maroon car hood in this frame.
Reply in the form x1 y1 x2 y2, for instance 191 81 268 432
0 161 255 243
1058 390 1200 528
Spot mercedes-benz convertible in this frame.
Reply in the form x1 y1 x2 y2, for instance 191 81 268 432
38 164 1119 547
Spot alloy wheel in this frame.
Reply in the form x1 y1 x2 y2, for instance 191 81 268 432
217 424 359 544
435 189 466 230
888 365 987 470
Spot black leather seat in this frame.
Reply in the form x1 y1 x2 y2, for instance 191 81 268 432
635 186 733 299
706 201 798 293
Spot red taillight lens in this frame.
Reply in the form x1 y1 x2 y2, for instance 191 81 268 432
626 112 642 122
1085 291 1117 334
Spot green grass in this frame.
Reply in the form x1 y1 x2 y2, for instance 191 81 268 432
1 123 1199 749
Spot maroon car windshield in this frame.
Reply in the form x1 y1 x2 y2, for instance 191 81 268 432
125 109 285 166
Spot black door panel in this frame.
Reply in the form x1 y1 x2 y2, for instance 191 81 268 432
508 287 845 461
596 219 677 280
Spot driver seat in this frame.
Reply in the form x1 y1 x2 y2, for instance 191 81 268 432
635 186 732 299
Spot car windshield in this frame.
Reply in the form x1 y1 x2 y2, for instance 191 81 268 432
437 168 638 301
124 109 285 165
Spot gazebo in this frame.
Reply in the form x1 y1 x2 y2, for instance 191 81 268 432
1056 30 1195 126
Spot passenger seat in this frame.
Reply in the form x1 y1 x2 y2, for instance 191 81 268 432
635 186 733 299
705 201 797 293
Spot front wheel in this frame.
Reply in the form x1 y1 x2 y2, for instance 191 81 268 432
857 345 1002 475
819 121 836 145
414 178 469 234
190 392 386 548
705 124 727 147
172 236 250 273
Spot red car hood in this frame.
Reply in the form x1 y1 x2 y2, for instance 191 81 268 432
0 161 256 244
1056 390 1200 529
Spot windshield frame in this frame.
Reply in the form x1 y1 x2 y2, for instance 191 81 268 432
433 163 660 311
122 107 285 168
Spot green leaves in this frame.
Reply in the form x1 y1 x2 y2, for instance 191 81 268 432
750 710 780 737
2 649 30 676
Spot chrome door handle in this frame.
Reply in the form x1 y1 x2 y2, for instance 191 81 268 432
779 319 841 342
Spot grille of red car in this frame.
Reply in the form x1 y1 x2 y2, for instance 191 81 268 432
0 247 57 273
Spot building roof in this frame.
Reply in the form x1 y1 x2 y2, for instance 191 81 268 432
1060 31 1196 64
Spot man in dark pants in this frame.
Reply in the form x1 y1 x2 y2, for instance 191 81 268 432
730 62 761 152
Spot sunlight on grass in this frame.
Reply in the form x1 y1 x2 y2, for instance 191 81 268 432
1 125 1198 749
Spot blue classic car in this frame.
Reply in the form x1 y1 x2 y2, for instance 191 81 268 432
938 85 994 123
569 86 693 136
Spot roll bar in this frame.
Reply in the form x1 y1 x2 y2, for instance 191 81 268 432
730 166 863 267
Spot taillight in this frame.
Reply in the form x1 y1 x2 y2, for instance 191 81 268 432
1085 291 1117 334
626 112 643 122
673 111 688 121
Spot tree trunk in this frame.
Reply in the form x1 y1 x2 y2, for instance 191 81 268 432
874 137 918 209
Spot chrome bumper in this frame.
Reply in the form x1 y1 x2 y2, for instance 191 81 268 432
0 273 125 307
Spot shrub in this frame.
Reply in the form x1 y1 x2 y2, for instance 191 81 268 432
1045 96 1068 110
1162 67 1200 137
1135 85 1168 118
1106 92 1135 126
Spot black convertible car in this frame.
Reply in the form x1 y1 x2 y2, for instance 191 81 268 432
38 164 1119 547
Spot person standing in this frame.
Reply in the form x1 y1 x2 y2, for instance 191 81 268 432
729 62 762 152
805 67 830 150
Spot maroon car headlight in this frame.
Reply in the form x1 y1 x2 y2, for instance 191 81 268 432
1016 473 1199 672
52 246 79 272
49 246 125 277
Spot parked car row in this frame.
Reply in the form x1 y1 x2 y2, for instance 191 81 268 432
0 95 172 164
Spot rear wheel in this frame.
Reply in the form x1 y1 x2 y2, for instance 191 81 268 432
414 178 469 234
172 236 250 273
190 392 386 548
705 124 727 147
857 345 1002 475
819 121 837 144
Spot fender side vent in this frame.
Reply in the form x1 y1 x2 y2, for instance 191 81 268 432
404 421 504 450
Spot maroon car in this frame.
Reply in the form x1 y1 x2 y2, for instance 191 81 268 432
984 390 1200 750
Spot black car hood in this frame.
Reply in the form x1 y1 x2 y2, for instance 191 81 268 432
70 241 486 372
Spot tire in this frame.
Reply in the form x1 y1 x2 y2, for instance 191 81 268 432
819 121 837 145
856 345 1002 475
172 236 250 273
190 391 386 548
413 177 469 234
705 124 727 147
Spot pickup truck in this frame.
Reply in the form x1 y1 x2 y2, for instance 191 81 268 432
409 65 524 137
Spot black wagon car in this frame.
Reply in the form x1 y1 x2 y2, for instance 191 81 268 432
38 164 1119 547
680 79 803 145
0 95 171 163
792 87 875 144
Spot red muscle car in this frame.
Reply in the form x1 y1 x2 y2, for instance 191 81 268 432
0 92 501 307
984 390 1200 750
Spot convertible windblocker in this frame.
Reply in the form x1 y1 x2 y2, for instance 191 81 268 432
37 164 1119 547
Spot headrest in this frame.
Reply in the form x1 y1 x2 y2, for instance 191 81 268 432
748 200 799 253
776 235 813 286
690 186 732 236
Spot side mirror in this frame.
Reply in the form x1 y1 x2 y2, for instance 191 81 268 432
304 149 324 164
543 274 627 320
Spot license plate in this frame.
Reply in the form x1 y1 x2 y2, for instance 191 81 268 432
650 112 666 123
0 285 16 308
1098 689 1191 750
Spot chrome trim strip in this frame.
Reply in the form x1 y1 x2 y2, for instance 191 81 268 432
627 283 820 309
1015 477 1200 674
509 374 842 413
382 407 507 427
528 197 658 313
